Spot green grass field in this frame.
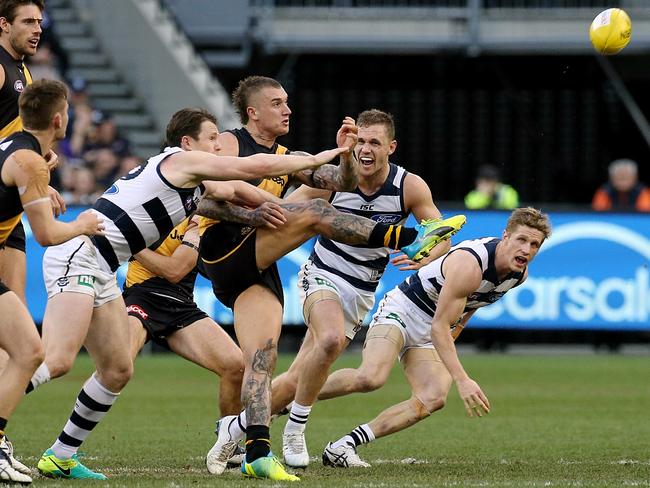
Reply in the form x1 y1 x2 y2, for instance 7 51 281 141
10 352 650 487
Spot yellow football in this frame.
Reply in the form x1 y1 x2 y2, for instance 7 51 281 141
589 8 632 55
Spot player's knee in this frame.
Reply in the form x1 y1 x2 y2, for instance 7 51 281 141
221 354 245 382
47 355 76 379
412 394 445 418
356 371 386 392
102 360 134 390
317 330 346 359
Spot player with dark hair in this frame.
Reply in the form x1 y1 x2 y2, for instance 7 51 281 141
124 108 288 429
26 105 348 480
0 0 63 304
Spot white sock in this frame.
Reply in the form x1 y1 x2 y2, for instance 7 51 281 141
284 402 312 434
28 363 51 392
228 411 247 442
332 424 375 449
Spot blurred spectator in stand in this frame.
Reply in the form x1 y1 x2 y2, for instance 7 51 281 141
118 154 140 176
592 159 650 212
62 77 93 158
88 147 120 189
60 166 100 205
83 109 131 158
465 164 519 210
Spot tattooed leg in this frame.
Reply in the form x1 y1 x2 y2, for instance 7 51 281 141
233 284 283 426
243 339 277 425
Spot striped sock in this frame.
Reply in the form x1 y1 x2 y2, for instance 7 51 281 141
368 223 418 249
284 402 311 434
331 424 375 449
229 411 247 441
51 374 119 459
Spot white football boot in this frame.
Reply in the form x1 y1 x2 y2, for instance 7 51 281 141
322 442 370 468
282 431 309 468
206 416 239 475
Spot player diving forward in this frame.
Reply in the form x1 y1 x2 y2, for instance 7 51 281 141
318 208 551 467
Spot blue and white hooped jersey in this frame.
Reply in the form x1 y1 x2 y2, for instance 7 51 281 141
398 237 526 319
90 147 204 272
309 163 409 292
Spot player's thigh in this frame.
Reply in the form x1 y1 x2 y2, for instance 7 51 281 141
167 317 243 375
0 290 41 358
128 315 148 360
84 296 133 373
0 246 26 302
401 347 452 403
358 324 405 384
41 291 95 362
233 284 283 362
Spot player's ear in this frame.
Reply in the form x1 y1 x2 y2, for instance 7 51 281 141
388 140 397 155
0 17 9 34
247 106 257 121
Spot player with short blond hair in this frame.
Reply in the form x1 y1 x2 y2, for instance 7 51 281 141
319 208 551 468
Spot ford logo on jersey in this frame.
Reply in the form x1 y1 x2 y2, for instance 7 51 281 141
372 214 402 224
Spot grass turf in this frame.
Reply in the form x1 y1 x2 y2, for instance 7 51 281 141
10 352 650 486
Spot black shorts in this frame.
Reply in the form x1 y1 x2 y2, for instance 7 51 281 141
123 285 208 340
4 222 26 253
199 224 283 309
0 279 10 296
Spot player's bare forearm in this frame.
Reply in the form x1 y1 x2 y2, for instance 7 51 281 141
309 150 359 191
430 319 468 383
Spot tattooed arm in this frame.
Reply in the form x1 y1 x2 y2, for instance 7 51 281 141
197 198 286 229
291 117 359 192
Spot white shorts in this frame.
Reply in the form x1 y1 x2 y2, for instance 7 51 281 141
369 287 434 357
298 260 375 340
43 236 120 307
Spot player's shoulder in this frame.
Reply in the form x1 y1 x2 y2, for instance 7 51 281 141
217 130 239 156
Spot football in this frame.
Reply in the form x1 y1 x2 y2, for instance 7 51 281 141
589 8 632 55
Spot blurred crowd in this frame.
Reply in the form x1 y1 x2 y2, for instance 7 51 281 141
27 10 136 206
31 11 650 212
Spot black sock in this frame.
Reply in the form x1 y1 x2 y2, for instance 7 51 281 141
368 223 418 249
245 424 271 463
25 382 34 394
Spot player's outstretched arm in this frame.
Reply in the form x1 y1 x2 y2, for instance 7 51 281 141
197 200 286 229
165 147 349 187
430 250 490 417
7 150 104 246
133 219 199 283
292 117 359 191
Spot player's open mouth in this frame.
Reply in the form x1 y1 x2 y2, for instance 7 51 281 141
360 157 373 166
28 38 39 47
514 256 527 266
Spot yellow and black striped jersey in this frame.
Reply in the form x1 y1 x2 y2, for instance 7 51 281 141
0 46 32 139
